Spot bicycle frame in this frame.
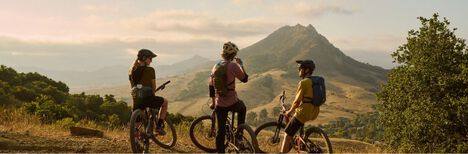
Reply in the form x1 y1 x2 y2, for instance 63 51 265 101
209 110 243 152
272 90 313 152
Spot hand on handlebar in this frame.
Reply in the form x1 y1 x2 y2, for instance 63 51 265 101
284 110 292 124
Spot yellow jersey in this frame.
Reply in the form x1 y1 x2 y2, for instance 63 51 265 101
293 78 320 123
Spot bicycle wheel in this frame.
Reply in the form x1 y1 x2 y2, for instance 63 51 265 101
304 127 333 153
152 118 177 149
254 121 286 153
234 124 259 153
189 115 217 152
129 109 147 153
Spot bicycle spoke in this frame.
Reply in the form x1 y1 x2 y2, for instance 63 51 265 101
306 129 332 153
152 120 176 148
190 116 217 151
255 122 285 153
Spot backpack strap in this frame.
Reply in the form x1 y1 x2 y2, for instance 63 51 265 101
225 61 235 91
302 76 314 103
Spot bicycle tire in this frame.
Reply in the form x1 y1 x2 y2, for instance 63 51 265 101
129 109 146 153
254 121 286 153
189 115 217 152
237 124 259 153
152 118 177 149
304 127 333 153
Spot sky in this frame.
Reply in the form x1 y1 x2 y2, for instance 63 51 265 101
0 0 467 71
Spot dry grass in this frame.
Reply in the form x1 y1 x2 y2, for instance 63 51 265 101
1 107 381 153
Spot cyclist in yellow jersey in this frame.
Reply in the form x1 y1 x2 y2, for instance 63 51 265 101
281 60 320 152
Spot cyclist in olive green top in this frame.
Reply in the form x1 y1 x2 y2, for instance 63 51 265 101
281 60 320 152
129 49 169 135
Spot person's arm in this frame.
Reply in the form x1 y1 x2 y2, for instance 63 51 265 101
150 67 157 93
129 74 134 88
208 66 216 109
285 81 305 116
234 58 248 83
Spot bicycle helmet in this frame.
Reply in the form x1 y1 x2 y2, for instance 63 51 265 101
222 41 239 54
296 60 315 70
137 49 157 60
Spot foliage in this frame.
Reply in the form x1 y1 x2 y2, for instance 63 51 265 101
0 65 132 127
320 112 383 143
377 13 468 152
166 112 195 126
246 111 258 126
0 65 69 105
55 117 76 128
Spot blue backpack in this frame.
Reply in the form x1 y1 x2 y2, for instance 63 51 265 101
306 76 326 106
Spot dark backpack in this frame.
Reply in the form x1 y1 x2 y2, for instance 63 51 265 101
130 66 153 98
212 60 234 97
306 76 326 106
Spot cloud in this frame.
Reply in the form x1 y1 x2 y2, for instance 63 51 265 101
123 10 282 38
231 0 265 6
0 36 223 71
272 1 355 18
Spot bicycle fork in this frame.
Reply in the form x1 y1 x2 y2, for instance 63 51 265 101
143 109 157 153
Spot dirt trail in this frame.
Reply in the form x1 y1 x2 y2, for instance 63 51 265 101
0 130 380 153
0 131 198 153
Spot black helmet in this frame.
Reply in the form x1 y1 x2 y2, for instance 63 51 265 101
137 49 157 60
296 60 315 70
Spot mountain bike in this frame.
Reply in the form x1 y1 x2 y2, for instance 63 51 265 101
254 90 333 153
189 107 259 153
129 81 177 153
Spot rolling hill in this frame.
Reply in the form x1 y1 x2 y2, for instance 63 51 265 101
85 24 388 125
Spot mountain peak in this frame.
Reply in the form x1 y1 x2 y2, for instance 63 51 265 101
279 24 318 35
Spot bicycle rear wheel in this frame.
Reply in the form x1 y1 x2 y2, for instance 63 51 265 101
254 121 286 153
189 115 217 152
152 118 177 149
304 127 333 153
129 109 147 153
234 124 259 153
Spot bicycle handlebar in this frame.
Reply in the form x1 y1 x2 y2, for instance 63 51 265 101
155 80 171 92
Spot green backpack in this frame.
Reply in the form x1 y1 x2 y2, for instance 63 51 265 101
212 60 234 97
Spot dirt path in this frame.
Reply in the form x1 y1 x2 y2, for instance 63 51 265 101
0 131 198 153
0 130 380 153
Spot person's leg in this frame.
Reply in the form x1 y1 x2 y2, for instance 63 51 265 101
150 96 166 134
281 117 303 153
231 100 246 126
158 98 168 120
215 107 229 153
281 134 293 153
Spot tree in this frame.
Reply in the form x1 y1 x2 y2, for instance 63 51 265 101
246 112 257 126
377 13 468 152
259 109 268 123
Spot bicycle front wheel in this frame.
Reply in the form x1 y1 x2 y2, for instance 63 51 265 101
129 109 147 153
152 118 177 149
254 121 286 153
304 127 333 153
189 115 217 152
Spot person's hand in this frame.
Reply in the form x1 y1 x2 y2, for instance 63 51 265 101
234 57 243 66
284 110 293 117
284 111 292 124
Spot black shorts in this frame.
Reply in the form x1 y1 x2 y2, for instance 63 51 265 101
133 95 165 111
284 117 304 136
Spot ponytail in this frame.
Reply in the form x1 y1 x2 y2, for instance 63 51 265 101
129 59 139 76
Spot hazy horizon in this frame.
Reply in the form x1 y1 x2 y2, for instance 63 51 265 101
1 0 467 72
